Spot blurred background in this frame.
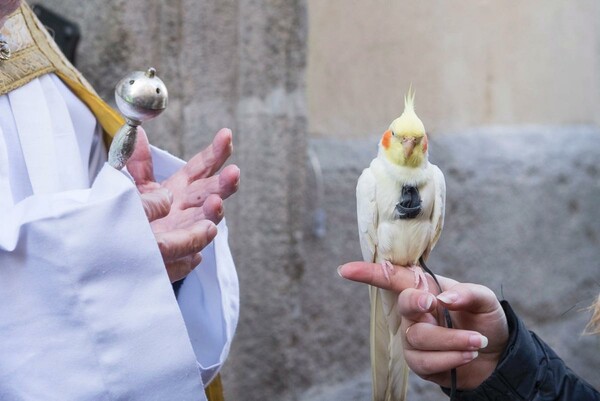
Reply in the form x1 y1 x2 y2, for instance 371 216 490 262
39 0 600 400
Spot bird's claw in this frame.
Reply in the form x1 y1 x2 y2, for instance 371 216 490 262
408 264 429 292
380 261 395 283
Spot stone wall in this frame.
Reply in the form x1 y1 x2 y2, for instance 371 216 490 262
307 0 600 137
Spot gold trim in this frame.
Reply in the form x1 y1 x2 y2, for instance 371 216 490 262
0 2 124 142
205 374 225 401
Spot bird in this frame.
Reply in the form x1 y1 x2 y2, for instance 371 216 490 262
356 88 446 401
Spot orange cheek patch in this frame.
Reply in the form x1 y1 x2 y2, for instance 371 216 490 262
422 134 428 153
382 130 392 149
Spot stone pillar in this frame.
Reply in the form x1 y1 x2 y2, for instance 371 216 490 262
225 1 308 399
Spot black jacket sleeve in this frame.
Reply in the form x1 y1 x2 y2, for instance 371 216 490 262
442 301 600 401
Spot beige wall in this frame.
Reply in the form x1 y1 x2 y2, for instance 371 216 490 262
308 0 600 137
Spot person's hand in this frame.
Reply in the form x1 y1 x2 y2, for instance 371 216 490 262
338 261 509 390
127 127 240 282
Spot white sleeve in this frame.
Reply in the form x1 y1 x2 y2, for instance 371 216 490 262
151 145 240 386
0 165 206 401
0 75 208 400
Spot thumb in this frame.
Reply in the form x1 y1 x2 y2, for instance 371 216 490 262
126 126 156 188
141 187 172 221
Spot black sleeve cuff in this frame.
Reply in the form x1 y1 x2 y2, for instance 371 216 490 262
441 300 545 400
172 278 185 298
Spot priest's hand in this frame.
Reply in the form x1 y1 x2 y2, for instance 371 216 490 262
128 127 240 282
338 262 508 390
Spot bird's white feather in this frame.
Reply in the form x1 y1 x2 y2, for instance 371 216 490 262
422 164 446 261
357 156 446 401
357 168 378 263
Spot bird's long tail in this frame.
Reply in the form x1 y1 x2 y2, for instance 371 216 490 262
370 286 409 401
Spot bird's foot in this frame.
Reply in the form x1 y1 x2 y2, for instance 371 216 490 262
408 265 429 292
380 261 395 283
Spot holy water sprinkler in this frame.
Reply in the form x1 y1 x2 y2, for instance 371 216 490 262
108 67 168 170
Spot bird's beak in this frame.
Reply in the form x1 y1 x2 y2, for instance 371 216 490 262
403 139 416 159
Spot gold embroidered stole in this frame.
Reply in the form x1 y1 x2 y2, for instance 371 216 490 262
0 3 225 400
0 2 123 144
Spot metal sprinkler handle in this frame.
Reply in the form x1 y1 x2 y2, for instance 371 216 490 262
108 67 168 170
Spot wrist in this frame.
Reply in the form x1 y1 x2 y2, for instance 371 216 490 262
441 300 540 400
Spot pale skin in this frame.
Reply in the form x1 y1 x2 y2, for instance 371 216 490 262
131 127 240 282
338 261 509 390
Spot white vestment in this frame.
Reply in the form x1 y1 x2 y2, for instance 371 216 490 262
0 74 239 401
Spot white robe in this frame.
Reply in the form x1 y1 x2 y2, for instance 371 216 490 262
0 74 239 401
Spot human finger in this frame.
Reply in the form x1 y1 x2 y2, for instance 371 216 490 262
398 288 438 322
180 165 240 209
155 221 217 261
404 322 488 352
202 194 224 224
436 283 501 315
405 348 479 378
166 253 202 283
126 127 156 186
338 262 420 293
183 128 233 181
140 187 172 221
151 200 221 232
338 262 457 294
219 164 240 198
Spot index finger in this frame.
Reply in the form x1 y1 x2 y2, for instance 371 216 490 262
338 261 418 293
338 261 457 293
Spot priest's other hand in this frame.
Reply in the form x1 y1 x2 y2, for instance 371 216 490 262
338 262 508 390
128 127 240 283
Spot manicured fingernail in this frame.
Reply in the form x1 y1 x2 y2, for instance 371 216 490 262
437 291 459 304
337 265 346 278
418 294 434 311
469 335 488 349
463 351 478 361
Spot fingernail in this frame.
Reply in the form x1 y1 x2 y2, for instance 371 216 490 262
469 334 488 349
208 223 217 237
463 351 478 362
418 294 434 311
165 189 173 203
437 291 459 304
337 265 344 278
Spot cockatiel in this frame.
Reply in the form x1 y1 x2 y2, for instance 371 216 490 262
356 89 446 401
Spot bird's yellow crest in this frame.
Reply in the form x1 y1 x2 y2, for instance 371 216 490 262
381 87 428 167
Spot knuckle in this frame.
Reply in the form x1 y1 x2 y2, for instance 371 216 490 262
190 234 205 252
419 356 437 375
409 329 429 349
412 354 433 375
